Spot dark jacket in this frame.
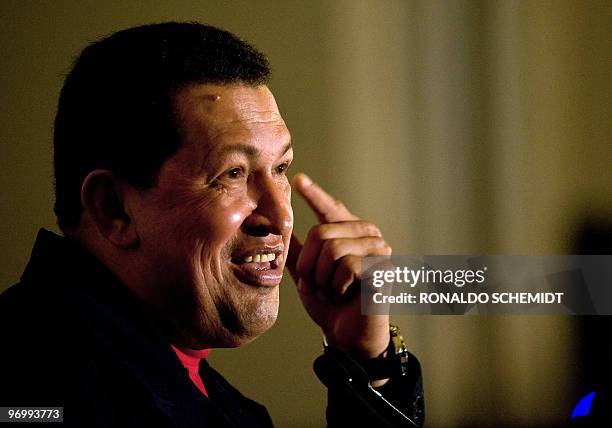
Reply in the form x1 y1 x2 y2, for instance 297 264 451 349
0 229 423 427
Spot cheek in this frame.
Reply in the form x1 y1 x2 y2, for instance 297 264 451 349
200 198 255 245
162 186 254 241
229 212 243 226
177 197 254 279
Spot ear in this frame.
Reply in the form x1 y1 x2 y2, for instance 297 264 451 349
80 169 139 249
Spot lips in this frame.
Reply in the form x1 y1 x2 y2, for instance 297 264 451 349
231 245 284 288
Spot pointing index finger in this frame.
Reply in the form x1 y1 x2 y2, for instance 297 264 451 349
293 173 358 223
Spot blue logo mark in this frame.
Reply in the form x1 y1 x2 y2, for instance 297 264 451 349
571 391 596 419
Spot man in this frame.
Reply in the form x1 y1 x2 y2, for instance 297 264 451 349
0 22 423 427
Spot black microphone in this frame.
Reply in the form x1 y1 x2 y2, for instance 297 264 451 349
314 348 417 427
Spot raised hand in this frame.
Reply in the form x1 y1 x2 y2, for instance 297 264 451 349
286 173 391 359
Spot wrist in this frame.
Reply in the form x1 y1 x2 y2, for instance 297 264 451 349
323 321 391 359
324 333 390 360
358 324 410 381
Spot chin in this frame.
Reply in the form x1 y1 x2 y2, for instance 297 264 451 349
186 302 279 349
221 311 279 348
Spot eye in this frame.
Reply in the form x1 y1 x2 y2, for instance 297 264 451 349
225 167 245 179
275 162 290 175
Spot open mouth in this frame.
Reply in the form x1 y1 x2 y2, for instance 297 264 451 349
231 246 284 287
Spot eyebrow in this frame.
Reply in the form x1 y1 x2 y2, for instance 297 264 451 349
213 140 293 158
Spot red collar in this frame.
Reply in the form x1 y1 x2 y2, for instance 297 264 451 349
171 345 211 368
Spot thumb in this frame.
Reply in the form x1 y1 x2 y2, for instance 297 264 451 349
285 233 303 284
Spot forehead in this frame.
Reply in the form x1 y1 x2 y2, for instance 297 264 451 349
173 83 290 154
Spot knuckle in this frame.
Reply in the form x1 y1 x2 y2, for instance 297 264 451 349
320 240 333 260
362 222 382 237
372 237 386 248
371 237 392 255
324 239 344 260
340 256 359 275
307 224 327 243
333 198 346 211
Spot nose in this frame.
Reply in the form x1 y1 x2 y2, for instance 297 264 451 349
241 176 293 237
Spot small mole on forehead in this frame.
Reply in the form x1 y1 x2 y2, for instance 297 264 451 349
198 93 221 102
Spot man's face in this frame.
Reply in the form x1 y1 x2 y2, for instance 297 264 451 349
128 84 293 348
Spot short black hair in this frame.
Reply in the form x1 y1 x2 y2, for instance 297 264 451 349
53 22 271 230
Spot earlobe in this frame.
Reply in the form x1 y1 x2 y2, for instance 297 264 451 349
80 170 139 249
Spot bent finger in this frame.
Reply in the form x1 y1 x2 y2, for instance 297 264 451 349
314 237 392 288
296 221 382 280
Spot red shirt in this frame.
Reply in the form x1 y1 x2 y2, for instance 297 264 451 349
171 345 211 397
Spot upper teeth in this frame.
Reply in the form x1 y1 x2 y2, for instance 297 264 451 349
244 253 276 263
